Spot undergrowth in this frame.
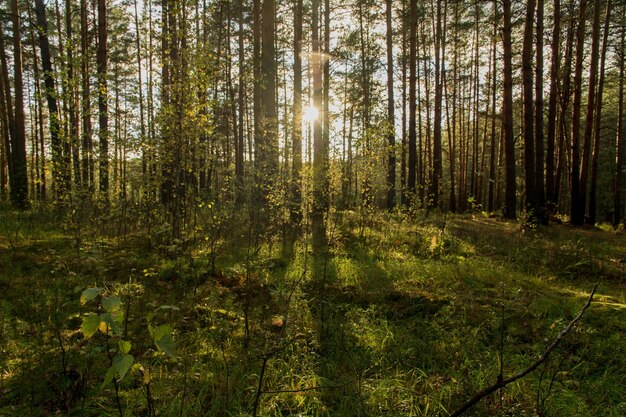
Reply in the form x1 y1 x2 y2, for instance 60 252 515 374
1 206 625 416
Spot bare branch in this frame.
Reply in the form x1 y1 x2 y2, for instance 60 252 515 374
449 283 598 417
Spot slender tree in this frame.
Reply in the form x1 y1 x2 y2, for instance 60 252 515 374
9 0 28 208
97 0 109 195
502 0 516 219
570 0 588 225
407 0 417 200
385 0 395 209
588 0 611 224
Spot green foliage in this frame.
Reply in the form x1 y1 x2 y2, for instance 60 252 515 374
1 208 625 416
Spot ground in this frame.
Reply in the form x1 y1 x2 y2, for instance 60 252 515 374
1 206 625 416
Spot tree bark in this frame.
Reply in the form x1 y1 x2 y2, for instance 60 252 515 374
588 0 611 224
97 0 109 195
502 0 517 219
615 6 625 226
570 0 588 225
546 0 560 206
385 0 396 210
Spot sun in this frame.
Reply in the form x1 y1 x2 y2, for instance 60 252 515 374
303 105 319 122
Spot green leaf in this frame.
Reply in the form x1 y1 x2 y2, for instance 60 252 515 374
80 287 100 305
153 324 172 341
81 314 101 338
101 364 117 389
156 305 180 312
155 333 177 358
100 312 123 336
102 296 122 313
153 325 177 358
118 340 131 355
114 354 134 381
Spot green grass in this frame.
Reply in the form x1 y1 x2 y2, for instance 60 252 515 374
1 206 625 416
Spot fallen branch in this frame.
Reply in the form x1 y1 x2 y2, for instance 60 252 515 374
449 283 598 417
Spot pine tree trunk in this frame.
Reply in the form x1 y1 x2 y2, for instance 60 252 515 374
546 0 560 206
502 0 517 219
570 0 588 225
580 0 602 224
97 0 109 195
588 0 612 224
385 0 396 210
10 0 28 208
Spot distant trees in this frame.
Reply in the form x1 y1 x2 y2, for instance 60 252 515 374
0 0 623 230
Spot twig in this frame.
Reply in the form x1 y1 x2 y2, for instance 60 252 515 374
448 283 598 417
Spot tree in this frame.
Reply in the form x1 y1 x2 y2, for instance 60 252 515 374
588 0 612 224
546 0 560 206
430 0 443 209
570 0 588 225
502 0 516 219
578 0 602 225
97 0 109 195
522 0 536 220
407 0 417 201
385 0 395 210
9 0 28 208
615 5 625 226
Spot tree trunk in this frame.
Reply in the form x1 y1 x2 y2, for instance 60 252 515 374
97 0 109 195
615 5 625 226
430 0 443 209
579 0 602 225
570 0 588 225
487 2 497 213
9 0 28 208
408 0 417 200
502 0 517 219
81 0 93 191
522 0 536 220
546 0 560 206
535 0 547 223
588 0 612 224
385 0 396 210
236 0 246 204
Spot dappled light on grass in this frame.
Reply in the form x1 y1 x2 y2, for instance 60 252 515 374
0 212 625 416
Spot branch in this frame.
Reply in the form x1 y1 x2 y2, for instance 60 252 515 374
449 283 598 417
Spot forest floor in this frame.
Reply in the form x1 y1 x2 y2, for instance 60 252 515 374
0 205 625 416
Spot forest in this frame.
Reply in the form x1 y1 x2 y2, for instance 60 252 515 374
0 0 625 415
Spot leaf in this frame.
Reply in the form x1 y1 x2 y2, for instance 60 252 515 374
156 305 180 312
114 354 134 381
153 324 177 358
153 324 172 341
118 340 131 355
101 364 117 389
155 333 177 359
100 312 123 336
80 287 101 305
81 314 101 338
102 296 122 313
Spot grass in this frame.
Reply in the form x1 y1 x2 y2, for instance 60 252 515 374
0 205 625 416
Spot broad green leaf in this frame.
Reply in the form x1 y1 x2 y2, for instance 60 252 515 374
113 354 134 381
118 340 131 355
80 287 100 305
101 364 117 389
153 324 172 341
155 333 177 358
81 314 101 338
153 325 177 358
102 296 122 313
100 312 123 336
